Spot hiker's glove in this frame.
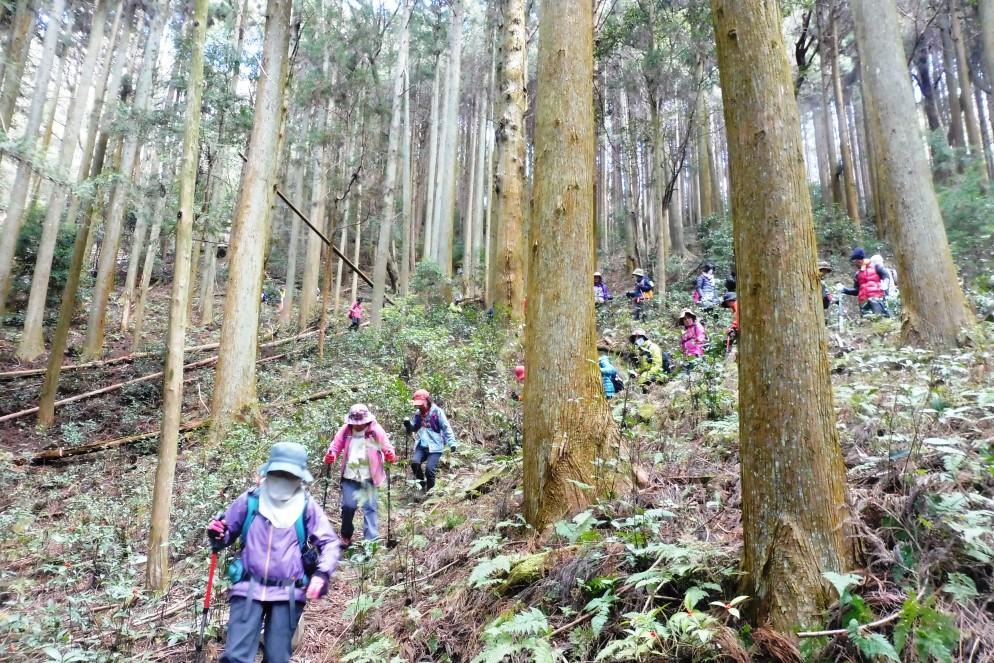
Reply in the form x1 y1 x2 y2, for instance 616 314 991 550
628 369 638 379
305 575 325 601
207 519 226 542
383 449 397 463
402 418 414 433
323 451 336 465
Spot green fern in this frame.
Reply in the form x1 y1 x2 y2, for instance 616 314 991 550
471 608 562 663
468 554 517 588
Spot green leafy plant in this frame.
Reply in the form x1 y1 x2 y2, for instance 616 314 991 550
471 607 562 663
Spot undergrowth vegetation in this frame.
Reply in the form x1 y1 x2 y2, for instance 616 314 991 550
1 293 992 662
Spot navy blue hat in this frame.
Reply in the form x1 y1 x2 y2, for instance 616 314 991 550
850 247 865 261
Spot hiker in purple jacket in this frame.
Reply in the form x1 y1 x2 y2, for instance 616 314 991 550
206 442 339 663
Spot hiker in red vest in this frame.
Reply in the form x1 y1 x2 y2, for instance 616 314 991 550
841 247 890 316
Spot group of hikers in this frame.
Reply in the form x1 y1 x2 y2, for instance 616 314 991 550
206 389 457 662
590 247 898 390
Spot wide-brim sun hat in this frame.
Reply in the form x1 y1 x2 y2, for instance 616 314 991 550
632 268 645 277
411 388 431 406
818 261 833 274
345 403 375 426
679 309 697 322
594 271 602 277
629 328 648 342
258 442 314 482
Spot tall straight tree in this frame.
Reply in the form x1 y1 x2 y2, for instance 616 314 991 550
371 0 410 326
0 0 34 132
828 7 860 224
83 0 170 359
211 0 294 436
0 0 66 317
491 0 526 320
435 0 463 276
851 0 972 346
147 0 208 591
710 0 853 630
523 0 618 530
17 0 111 360
399 66 413 297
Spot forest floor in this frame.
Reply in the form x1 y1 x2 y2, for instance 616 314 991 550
1 265 993 662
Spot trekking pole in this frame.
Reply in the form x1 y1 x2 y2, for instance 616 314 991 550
195 518 223 662
385 465 398 549
321 463 331 511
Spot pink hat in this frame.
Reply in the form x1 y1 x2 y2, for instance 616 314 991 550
345 403 374 426
514 366 525 382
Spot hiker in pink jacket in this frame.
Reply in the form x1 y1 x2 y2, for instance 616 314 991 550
347 297 363 330
323 404 396 548
678 309 707 358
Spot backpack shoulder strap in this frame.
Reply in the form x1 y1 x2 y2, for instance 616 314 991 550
294 496 308 552
241 491 260 544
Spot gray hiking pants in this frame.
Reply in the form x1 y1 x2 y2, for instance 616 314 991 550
220 597 304 663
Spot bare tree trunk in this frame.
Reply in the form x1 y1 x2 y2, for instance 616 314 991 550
148 0 208 591
940 19 967 151
829 11 861 224
523 0 620 531
83 1 169 359
436 0 464 276
423 54 442 262
210 0 293 436
0 0 66 317
979 0 994 159
351 183 362 300
471 90 488 294
299 92 330 327
131 177 166 351
668 117 686 257
371 0 410 326
63 3 129 234
950 0 985 172
852 0 974 347
492 0 527 319
400 66 413 297
16 0 110 360
711 0 853 631
277 157 305 327
0 0 34 133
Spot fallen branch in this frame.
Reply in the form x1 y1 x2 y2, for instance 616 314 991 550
31 420 210 463
2 330 319 424
27 362 342 464
0 342 219 380
796 588 926 638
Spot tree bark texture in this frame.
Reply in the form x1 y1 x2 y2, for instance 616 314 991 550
436 0 463 276
371 0 410 326
491 0 527 320
147 0 208 592
83 0 169 359
852 0 974 347
210 0 293 435
523 0 619 531
710 0 853 631
829 12 860 224
0 0 34 133
0 0 65 318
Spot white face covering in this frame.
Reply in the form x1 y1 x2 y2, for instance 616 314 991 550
259 474 306 528
266 475 302 502
635 337 645 346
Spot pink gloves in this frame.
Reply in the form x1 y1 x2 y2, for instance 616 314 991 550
305 575 325 600
207 519 226 542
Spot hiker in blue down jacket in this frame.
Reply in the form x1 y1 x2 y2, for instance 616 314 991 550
599 355 620 399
